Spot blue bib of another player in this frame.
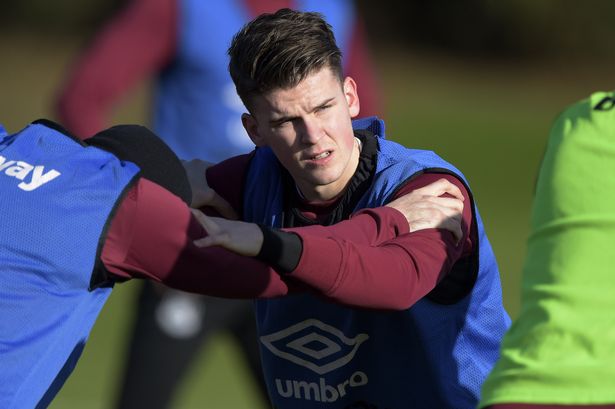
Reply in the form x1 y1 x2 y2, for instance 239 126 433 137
0 121 139 409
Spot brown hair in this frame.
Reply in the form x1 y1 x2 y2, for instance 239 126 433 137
228 8 343 108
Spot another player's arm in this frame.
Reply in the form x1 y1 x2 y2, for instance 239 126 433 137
193 174 471 310
101 178 298 298
287 174 472 309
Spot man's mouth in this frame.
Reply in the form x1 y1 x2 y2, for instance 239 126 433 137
312 151 331 160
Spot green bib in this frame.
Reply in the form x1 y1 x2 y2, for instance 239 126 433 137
480 91 615 406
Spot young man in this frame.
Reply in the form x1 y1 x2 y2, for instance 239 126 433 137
479 92 615 409
185 8 511 409
0 119 457 409
55 2 381 405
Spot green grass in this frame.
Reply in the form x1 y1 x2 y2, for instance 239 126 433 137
2 31 613 408
46 284 267 409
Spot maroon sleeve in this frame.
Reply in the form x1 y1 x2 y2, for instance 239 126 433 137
55 0 178 138
286 173 473 310
284 206 409 247
345 16 382 118
101 177 295 298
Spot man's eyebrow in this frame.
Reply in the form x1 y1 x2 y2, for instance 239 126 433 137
269 98 336 126
314 97 335 110
269 114 298 127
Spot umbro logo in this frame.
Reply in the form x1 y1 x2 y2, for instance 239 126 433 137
260 318 369 375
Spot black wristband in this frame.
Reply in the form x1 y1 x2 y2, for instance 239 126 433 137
256 225 302 274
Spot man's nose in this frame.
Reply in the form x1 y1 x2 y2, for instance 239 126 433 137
299 117 324 144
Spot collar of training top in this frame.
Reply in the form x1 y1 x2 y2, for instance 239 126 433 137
281 129 378 228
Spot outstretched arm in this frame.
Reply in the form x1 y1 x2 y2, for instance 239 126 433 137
192 177 464 253
289 174 473 309
101 175 419 301
193 174 472 310
101 177 295 298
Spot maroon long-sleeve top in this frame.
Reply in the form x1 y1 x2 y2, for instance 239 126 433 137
101 153 473 311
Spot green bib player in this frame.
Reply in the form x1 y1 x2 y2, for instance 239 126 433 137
480 91 615 408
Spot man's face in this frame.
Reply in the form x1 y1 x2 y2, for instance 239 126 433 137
243 67 361 201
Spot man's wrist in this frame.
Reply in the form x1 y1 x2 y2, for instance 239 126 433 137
256 225 302 274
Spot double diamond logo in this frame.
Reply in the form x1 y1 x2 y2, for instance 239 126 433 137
260 319 369 375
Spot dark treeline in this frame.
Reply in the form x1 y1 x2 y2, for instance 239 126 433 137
356 0 615 59
3 0 615 60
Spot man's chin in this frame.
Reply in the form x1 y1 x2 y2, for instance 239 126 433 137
306 173 338 187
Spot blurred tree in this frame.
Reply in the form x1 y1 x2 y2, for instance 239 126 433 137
3 0 615 59
0 0 125 34
356 0 615 59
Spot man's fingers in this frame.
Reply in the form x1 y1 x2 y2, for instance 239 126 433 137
191 211 232 248
406 197 464 219
208 192 239 220
411 215 463 243
191 208 208 225
407 199 463 243
191 209 220 234
194 233 231 248
193 236 214 248
419 178 464 201
424 196 464 212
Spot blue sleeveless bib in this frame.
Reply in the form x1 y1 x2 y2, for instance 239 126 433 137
243 117 510 408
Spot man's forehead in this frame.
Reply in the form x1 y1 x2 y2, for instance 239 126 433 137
260 74 341 115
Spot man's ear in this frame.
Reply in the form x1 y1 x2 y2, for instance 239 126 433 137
242 113 265 147
343 76 360 118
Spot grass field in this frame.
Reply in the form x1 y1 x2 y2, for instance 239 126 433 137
1 30 612 408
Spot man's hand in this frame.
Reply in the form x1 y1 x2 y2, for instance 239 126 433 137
183 159 238 219
192 210 264 256
386 178 465 242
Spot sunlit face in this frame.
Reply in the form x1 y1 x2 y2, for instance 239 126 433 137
242 67 361 201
